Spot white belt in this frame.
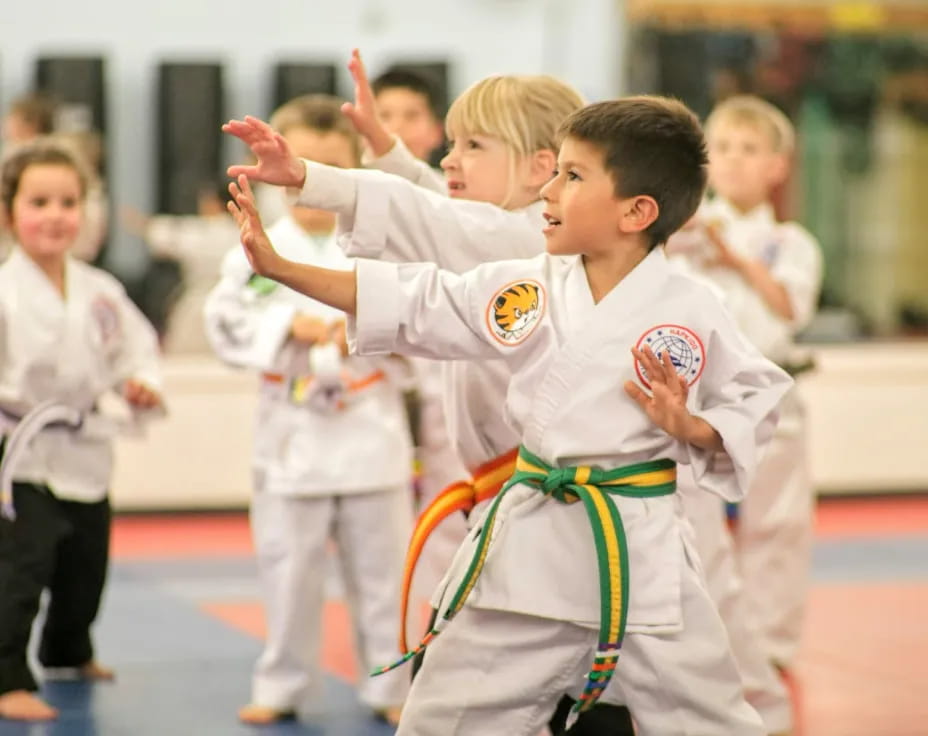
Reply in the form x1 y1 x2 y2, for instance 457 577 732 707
0 401 83 521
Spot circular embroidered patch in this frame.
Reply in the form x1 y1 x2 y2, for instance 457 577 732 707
485 280 546 346
634 324 706 387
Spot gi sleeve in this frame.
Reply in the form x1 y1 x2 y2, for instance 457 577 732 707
297 161 542 273
349 259 506 362
102 276 166 423
362 136 448 195
770 222 824 331
685 306 793 502
202 247 298 372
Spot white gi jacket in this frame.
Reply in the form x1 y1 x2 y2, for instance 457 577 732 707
295 161 545 472
203 216 412 496
667 198 823 365
350 249 792 631
0 247 163 503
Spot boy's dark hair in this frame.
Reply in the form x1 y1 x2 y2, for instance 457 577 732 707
558 96 708 248
1 138 88 214
372 68 442 119
269 94 361 165
8 93 58 136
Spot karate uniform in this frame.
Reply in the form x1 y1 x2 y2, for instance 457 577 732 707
669 197 823 667
352 142 528 595
294 162 791 732
349 248 792 735
0 247 162 696
203 217 414 713
145 213 241 354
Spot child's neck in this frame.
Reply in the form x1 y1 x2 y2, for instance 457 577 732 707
720 192 769 215
581 239 649 304
25 251 67 297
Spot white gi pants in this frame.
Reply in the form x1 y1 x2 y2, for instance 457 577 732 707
680 486 793 733
250 487 413 712
397 545 764 736
734 388 813 667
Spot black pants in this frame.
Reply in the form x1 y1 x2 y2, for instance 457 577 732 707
412 607 636 735
0 483 110 695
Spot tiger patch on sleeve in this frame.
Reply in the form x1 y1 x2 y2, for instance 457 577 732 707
485 280 546 345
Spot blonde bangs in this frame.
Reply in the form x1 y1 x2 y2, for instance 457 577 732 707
446 75 585 158
706 95 795 155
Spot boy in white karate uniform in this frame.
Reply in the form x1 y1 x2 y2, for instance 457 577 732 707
227 68 796 734
0 141 164 721
668 95 824 671
226 96 794 735
204 95 414 726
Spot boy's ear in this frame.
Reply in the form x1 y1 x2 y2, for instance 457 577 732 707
619 195 659 235
528 149 558 188
768 151 790 188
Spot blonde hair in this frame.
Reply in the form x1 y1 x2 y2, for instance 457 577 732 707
705 95 795 155
269 94 361 165
445 75 585 206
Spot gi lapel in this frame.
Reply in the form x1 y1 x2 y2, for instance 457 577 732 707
523 249 673 451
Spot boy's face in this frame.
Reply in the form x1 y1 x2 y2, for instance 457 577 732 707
375 88 443 161
540 137 627 256
11 163 83 260
283 126 357 234
707 119 786 211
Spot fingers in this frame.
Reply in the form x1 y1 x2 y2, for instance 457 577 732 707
227 164 259 179
623 380 650 410
632 346 662 385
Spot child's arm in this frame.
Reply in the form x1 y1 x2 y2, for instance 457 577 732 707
341 50 447 195
624 346 724 453
228 176 357 315
704 223 794 321
105 281 165 415
223 119 541 273
228 176 507 364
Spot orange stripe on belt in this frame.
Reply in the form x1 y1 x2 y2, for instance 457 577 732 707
261 370 385 393
398 447 518 651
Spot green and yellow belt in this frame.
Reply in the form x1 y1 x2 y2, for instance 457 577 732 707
372 445 676 714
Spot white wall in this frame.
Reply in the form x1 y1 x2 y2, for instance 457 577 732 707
1 0 626 276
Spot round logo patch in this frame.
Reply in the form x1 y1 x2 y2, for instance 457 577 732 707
634 324 706 388
485 280 546 346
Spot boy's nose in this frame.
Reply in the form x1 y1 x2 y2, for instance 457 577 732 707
439 151 457 171
540 178 557 201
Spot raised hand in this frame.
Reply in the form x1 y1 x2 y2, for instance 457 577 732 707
624 345 692 441
227 175 285 279
223 116 306 188
340 48 394 158
124 379 162 409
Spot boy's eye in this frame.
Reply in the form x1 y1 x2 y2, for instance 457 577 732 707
465 139 481 150
30 197 48 207
62 197 78 208
566 170 580 181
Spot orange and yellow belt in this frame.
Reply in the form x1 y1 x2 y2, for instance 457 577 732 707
397 447 518 651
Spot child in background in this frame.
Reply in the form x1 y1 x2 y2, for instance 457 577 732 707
126 182 239 353
204 95 414 726
668 95 824 671
367 63 446 165
0 140 164 721
225 95 793 735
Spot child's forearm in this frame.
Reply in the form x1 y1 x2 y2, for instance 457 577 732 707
680 415 724 453
272 260 358 316
737 258 794 321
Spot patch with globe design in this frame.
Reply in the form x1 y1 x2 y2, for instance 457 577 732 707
634 324 706 388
